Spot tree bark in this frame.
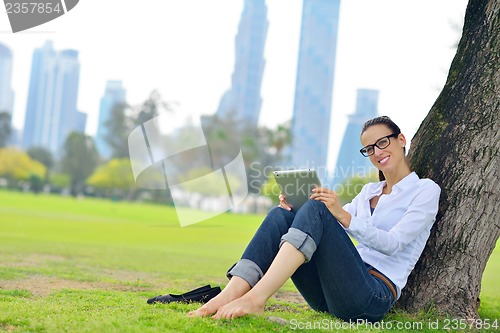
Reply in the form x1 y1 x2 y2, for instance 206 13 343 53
396 0 499 318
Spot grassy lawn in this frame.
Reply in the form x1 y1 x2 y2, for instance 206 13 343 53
0 190 498 332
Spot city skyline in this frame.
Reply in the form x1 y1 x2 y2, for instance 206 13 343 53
0 0 468 168
216 0 268 128
22 41 85 156
290 0 341 182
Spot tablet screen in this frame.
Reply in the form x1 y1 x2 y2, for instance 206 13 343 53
273 169 321 212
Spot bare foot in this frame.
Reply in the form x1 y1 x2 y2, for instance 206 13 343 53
187 277 251 317
211 294 265 319
187 292 233 317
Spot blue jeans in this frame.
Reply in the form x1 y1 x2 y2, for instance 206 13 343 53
227 200 396 322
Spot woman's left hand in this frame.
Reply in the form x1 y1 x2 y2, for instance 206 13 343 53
310 187 351 227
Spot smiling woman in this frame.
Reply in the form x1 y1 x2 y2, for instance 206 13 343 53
359 116 406 182
187 116 441 321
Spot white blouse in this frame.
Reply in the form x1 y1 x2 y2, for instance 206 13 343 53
343 172 441 299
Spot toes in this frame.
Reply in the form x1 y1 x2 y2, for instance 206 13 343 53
187 305 213 318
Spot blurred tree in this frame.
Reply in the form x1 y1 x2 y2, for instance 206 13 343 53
49 173 70 191
104 103 131 159
337 172 379 205
61 132 99 196
104 90 174 160
240 123 290 194
0 112 12 148
202 114 241 168
132 89 173 127
177 166 241 197
28 174 43 193
260 171 280 205
201 115 289 195
27 146 54 183
0 148 46 187
87 158 135 196
265 121 292 163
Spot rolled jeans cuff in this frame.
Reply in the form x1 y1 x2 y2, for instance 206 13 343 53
226 259 263 287
280 227 317 262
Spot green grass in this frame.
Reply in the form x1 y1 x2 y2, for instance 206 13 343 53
0 189 498 332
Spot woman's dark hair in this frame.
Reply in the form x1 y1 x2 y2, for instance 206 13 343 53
360 116 405 181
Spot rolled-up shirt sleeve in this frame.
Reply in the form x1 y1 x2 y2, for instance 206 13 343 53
346 181 441 256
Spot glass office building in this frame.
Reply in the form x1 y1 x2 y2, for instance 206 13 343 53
23 41 83 156
216 0 268 128
290 0 341 182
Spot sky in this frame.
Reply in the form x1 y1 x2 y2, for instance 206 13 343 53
0 0 469 168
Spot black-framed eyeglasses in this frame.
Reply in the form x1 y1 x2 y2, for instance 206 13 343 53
359 133 400 157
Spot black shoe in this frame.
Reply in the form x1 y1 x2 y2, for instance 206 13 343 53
147 285 221 304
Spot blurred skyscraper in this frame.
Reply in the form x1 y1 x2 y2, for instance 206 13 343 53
75 111 87 134
23 41 85 157
0 43 14 116
290 0 341 181
215 0 268 128
95 80 126 159
333 89 379 186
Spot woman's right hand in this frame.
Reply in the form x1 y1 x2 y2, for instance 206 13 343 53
278 193 292 211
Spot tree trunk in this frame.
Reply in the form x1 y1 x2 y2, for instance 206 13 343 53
396 0 499 318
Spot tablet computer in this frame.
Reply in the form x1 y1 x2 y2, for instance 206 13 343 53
273 169 322 212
